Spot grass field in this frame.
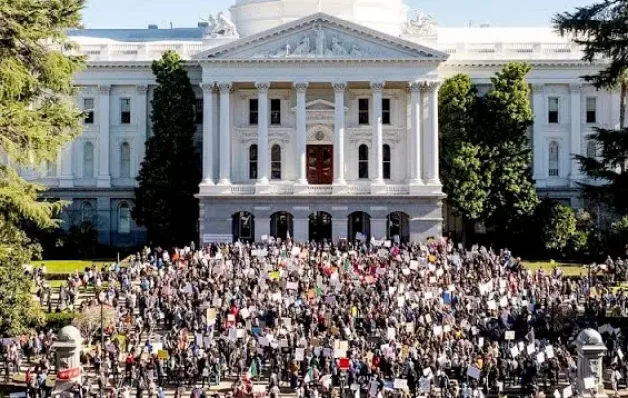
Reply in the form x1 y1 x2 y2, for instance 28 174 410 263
522 261 585 276
31 260 113 274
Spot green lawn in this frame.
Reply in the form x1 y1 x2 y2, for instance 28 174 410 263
31 260 113 274
523 261 585 276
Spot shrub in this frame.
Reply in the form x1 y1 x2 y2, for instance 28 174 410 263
44 312 78 332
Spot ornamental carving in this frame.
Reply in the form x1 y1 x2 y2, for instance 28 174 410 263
402 10 438 38
200 82 214 93
332 82 347 92
236 128 291 143
251 25 383 59
370 82 385 92
347 128 402 144
255 81 270 91
99 85 111 94
218 82 232 92
201 12 239 39
294 82 309 92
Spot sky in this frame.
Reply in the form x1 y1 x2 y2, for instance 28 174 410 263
81 0 594 30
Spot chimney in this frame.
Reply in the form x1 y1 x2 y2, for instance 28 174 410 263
148 24 158 29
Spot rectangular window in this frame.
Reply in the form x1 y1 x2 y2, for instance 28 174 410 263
83 98 94 124
548 97 559 124
382 98 391 125
270 99 281 125
586 97 597 124
195 98 203 124
358 98 369 125
120 98 131 124
249 99 258 125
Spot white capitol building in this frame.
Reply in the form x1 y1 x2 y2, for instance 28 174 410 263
27 0 620 245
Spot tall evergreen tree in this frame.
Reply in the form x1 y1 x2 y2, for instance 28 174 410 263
439 64 537 239
439 75 490 221
0 0 85 334
479 62 538 229
133 51 200 247
554 1 628 214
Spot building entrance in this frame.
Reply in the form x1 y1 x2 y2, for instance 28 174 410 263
306 145 333 184
309 211 332 242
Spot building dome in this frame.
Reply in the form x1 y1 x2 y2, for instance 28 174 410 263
230 0 409 38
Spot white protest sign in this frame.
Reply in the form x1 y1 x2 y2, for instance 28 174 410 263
295 348 305 361
467 366 481 379
505 331 515 340
583 377 596 390
562 386 573 398
393 379 408 390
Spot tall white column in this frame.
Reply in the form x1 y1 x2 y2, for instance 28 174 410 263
295 81 308 185
256 81 270 185
97 85 111 188
409 81 423 186
532 84 545 182
136 84 148 165
200 82 215 186
425 81 441 185
333 81 347 186
569 83 582 181
59 143 74 188
371 81 385 185
218 82 232 186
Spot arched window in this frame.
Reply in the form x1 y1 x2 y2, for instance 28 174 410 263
45 160 57 177
358 144 369 179
249 144 258 180
271 144 281 180
118 202 131 234
548 140 559 177
120 142 131 178
586 139 597 158
383 144 391 179
80 201 94 223
83 142 94 178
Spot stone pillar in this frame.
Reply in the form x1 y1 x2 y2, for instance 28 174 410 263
409 81 423 188
532 84 545 182
256 81 270 186
96 197 111 245
136 84 149 165
293 218 309 242
218 82 232 186
332 218 347 241
333 82 347 189
97 85 111 188
576 329 607 398
570 83 582 182
255 217 271 242
371 81 385 186
371 218 388 240
295 81 309 185
200 82 215 187
52 326 83 387
59 143 74 188
425 81 441 185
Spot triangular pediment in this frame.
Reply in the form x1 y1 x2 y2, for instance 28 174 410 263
196 13 449 61
290 99 346 112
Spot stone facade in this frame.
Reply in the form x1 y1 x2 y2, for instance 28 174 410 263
19 0 624 246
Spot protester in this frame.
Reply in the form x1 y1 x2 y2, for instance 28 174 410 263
9 239 628 398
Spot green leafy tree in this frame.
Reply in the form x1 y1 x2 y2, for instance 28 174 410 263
534 199 586 256
133 51 200 247
439 75 490 221
479 63 538 229
554 1 628 123
0 0 85 335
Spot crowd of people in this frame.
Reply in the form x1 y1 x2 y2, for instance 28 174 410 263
18 239 628 398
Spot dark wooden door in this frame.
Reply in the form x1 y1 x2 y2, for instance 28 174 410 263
307 145 333 185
